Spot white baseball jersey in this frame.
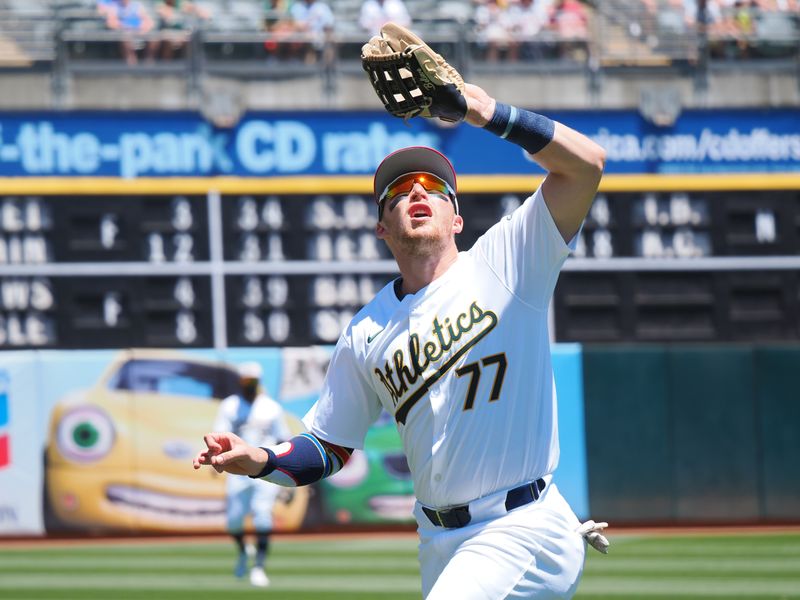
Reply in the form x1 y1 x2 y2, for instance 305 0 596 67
304 185 576 508
215 393 291 448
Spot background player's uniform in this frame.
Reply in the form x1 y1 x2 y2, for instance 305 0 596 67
215 392 291 532
304 184 586 598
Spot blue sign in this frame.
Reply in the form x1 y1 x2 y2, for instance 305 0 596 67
0 371 9 470
0 372 7 428
1 109 798 178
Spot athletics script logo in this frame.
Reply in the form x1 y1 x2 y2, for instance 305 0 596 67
373 301 498 424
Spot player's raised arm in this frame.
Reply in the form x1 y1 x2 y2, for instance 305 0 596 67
462 83 606 242
361 22 605 243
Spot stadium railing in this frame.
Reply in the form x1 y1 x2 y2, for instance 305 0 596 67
1 2 798 107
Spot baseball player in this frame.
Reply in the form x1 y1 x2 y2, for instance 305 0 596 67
213 361 292 588
195 24 608 598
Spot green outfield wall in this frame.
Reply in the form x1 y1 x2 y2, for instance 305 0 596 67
583 345 800 524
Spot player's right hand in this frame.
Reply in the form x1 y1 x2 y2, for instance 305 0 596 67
192 432 269 477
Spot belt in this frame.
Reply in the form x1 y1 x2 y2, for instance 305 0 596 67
422 478 546 529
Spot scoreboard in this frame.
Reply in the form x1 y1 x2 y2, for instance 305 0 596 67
1 175 799 348
557 182 800 342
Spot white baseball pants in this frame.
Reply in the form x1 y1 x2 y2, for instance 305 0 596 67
415 479 586 599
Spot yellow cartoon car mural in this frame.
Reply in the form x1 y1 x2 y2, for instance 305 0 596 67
43 350 309 534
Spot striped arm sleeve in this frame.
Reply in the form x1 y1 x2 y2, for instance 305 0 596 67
249 432 353 487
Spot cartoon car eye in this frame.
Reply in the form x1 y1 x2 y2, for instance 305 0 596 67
325 449 368 488
56 406 115 462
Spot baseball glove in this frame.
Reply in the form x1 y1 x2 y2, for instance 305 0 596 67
361 23 467 123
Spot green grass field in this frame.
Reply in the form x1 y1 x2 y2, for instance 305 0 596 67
1 531 799 599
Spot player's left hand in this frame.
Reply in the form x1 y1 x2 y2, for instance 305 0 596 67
192 432 269 476
360 24 500 130
361 22 467 122
577 520 610 554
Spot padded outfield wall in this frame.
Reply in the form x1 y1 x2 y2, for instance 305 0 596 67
1 344 796 537
583 345 800 525
0 345 588 536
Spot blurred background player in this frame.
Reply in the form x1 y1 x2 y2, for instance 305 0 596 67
213 362 292 588
100 0 156 65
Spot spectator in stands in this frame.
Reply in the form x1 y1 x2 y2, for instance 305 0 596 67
507 0 554 60
734 0 756 32
474 0 520 62
706 0 731 32
96 0 119 18
264 0 293 31
728 0 756 56
359 0 412 34
706 0 800 57
704 0 757 57
103 0 156 65
549 0 589 59
153 0 210 60
682 0 699 24
263 0 298 58
550 0 589 38
289 0 335 63
704 0 735 56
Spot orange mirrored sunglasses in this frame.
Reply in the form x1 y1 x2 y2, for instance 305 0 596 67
377 172 457 213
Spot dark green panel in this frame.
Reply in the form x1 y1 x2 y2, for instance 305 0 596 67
669 347 760 521
755 347 800 520
583 347 672 522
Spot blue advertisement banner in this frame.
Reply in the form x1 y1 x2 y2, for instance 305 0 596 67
1 109 798 178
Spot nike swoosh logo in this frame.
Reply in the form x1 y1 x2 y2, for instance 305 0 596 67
367 329 384 344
